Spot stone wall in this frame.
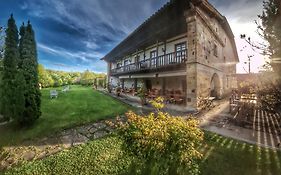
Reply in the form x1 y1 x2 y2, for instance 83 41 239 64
185 3 238 109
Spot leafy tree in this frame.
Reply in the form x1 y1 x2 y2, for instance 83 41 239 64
38 64 55 87
80 70 95 86
19 21 41 125
0 15 25 121
259 0 281 75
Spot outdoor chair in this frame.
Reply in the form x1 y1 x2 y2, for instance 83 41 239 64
50 90 58 98
62 86 70 92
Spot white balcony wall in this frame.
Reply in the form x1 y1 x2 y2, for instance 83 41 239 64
166 37 187 54
110 34 188 70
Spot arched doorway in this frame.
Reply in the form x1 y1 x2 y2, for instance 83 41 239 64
210 73 220 99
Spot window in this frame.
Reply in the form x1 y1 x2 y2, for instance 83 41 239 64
150 50 157 58
150 50 157 67
135 55 140 63
175 42 187 62
117 63 122 68
124 60 130 71
124 60 129 66
214 44 218 57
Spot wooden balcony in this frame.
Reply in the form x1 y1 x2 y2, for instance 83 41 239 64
110 50 187 75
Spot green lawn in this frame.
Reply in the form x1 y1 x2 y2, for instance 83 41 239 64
1 86 281 174
3 133 281 175
0 85 129 146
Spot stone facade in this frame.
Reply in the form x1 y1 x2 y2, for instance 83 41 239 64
103 0 239 110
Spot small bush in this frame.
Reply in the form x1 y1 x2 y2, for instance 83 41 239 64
4 136 131 175
117 97 204 175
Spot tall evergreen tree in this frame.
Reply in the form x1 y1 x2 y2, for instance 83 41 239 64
18 23 25 69
19 21 41 124
0 14 25 121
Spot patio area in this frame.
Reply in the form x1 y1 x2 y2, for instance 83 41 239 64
109 75 191 111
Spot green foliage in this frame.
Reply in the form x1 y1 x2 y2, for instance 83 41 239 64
0 15 25 121
0 25 4 59
37 64 106 88
80 70 95 86
117 97 204 175
0 86 129 146
18 21 41 125
259 0 281 74
97 76 107 88
38 64 54 87
4 136 132 175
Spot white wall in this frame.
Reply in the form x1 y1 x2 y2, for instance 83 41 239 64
110 34 188 68
124 79 134 88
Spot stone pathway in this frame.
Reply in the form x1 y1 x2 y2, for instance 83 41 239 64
0 118 118 171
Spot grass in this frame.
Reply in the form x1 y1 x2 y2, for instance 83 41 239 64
0 85 129 146
1 86 281 174
200 132 281 175
3 132 281 175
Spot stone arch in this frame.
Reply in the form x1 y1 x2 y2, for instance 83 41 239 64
210 73 221 99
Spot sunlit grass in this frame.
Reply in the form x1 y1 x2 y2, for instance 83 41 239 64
4 132 281 175
0 85 129 147
200 132 281 175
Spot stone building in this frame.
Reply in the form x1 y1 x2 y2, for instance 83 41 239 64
102 0 239 110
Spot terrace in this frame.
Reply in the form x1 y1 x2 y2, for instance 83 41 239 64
110 49 187 75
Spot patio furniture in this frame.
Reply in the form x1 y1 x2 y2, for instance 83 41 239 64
174 90 184 104
50 90 58 99
62 86 70 92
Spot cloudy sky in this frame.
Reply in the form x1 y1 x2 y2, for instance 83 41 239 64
0 0 265 73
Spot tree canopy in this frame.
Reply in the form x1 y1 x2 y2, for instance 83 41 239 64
38 64 106 88
259 0 281 74
0 15 25 121
19 21 41 124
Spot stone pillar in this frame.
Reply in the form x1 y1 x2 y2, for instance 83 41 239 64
185 6 199 110
107 61 111 85
107 61 112 92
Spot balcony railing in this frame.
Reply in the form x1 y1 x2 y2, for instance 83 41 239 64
111 50 187 74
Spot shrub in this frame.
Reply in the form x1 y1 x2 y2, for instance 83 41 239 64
117 97 204 175
4 137 132 175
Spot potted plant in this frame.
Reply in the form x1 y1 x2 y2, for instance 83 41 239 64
116 86 122 96
116 82 121 96
137 84 147 106
107 83 112 93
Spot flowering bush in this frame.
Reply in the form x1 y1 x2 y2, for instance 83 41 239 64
117 97 204 175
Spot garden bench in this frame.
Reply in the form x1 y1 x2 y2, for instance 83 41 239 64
50 90 58 98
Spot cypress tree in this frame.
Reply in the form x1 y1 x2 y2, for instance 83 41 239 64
18 22 25 69
19 20 41 124
0 14 25 121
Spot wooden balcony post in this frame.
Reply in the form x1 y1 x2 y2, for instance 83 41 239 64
164 40 167 66
156 40 159 67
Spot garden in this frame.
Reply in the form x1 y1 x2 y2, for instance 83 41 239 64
1 92 281 175
0 85 128 147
